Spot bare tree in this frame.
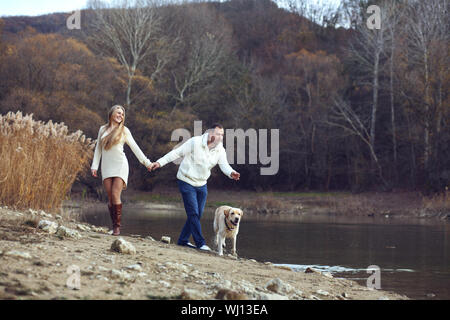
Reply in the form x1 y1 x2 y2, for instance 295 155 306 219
284 0 342 29
384 1 406 181
172 32 229 108
87 0 178 108
403 0 448 171
338 0 366 29
169 4 233 112
327 97 388 188
346 3 392 172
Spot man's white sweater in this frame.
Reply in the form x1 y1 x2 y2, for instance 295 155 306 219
156 132 234 187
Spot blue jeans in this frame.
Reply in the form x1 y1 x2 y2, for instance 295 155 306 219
177 179 208 248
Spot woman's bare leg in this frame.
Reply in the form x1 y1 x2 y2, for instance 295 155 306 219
111 177 124 205
103 178 113 207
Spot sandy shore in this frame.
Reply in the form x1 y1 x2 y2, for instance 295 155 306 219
0 205 408 300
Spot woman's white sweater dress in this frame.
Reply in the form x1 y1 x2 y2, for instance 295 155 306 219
91 125 151 189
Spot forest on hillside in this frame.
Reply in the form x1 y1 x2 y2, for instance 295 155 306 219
0 0 448 194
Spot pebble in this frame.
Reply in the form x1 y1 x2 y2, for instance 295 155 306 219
110 238 136 255
161 236 171 244
258 292 289 300
265 278 283 293
91 226 109 234
126 264 143 271
38 220 58 234
159 280 171 288
76 224 91 232
266 278 296 296
216 289 248 300
316 289 330 296
180 288 209 300
110 269 132 281
56 226 82 239
4 250 32 259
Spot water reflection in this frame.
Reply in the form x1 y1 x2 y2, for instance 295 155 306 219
78 203 450 300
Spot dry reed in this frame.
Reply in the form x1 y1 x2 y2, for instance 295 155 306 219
0 111 95 211
421 187 450 214
241 193 290 213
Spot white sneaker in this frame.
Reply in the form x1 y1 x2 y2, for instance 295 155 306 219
199 245 211 251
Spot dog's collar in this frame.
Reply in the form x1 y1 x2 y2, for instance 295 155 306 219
224 216 236 231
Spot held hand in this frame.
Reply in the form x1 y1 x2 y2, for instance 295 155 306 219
231 171 240 181
150 162 161 171
91 169 98 178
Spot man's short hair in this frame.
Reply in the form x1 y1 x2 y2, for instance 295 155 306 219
209 123 223 130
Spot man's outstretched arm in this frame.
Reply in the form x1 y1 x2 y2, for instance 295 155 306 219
151 137 194 170
218 149 240 181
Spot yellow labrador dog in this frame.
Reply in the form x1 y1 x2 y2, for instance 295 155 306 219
213 205 244 256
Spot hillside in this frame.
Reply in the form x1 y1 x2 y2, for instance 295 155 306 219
0 0 448 194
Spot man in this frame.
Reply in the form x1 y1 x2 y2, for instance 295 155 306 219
150 123 240 251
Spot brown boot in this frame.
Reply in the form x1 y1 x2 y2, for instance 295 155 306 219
108 203 115 230
112 203 122 236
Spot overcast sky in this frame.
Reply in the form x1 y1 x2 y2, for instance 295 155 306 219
0 0 342 17
0 0 88 17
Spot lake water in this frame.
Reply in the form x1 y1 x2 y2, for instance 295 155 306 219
78 203 450 300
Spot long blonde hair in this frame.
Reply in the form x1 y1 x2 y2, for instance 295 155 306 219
101 105 126 150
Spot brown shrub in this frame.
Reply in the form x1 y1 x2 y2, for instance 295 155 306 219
0 111 95 211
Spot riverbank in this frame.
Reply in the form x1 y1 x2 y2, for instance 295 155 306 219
0 205 408 300
100 188 450 222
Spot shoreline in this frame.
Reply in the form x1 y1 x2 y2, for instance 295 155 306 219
0 205 408 300
69 188 450 224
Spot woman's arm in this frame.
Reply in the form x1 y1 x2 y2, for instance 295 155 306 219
124 127 152 167
91 126 104 174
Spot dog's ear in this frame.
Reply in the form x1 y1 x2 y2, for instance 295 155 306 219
239 209 244 216
224 209 230 217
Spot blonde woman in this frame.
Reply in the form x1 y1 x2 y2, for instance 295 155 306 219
91 105 152 236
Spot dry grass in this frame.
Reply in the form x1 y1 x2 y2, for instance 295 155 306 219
0 111 95 211
422 188 450 214
320 194 379 215
241 193 291 214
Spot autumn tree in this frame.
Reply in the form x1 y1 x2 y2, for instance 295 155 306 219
283 49 344 189
0 32 121 137
86 0 179 109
